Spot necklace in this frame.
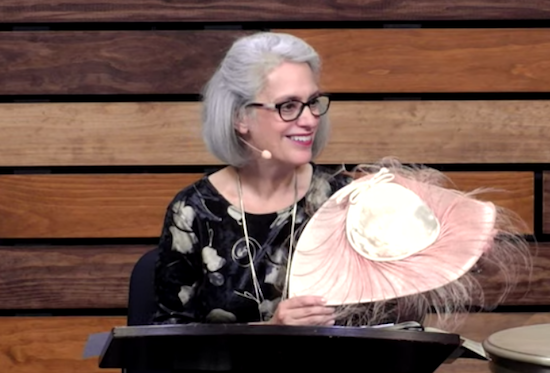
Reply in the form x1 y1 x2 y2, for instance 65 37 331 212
236 169 299 320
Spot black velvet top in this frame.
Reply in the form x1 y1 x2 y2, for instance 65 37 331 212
151 164 352 325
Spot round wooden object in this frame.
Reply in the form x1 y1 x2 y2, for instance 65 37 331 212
483 324 550 373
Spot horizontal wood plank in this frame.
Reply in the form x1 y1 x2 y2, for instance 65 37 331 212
0 174 200 238
2 100 550 166
1 313 550 373
436 359 489 373
0 30 251 95
1 1 550 22
4 29 550 94
0 316 123 373
429 312 550 373
281 28 550 93
471 243 549 306
0 171 533 239
444 172 534 233
0 241 543 311
0 245 153 309
325 100 550 164
0 102 205 166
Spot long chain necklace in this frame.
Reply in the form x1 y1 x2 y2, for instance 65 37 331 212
236 169 298 320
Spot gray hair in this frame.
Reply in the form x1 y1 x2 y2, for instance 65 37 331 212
201 32 330 167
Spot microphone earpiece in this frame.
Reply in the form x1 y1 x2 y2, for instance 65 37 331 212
239 138 272 160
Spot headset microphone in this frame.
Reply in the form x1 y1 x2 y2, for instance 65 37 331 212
239 138 272 159
260 150 272 159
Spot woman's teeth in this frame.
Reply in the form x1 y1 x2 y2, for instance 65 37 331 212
289 135 312 143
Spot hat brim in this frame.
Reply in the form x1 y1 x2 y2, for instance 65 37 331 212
289 171 497 306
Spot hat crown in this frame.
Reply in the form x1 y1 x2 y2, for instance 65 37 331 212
343 170 440 261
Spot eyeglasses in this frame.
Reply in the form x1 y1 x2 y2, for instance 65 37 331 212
246 94 331 122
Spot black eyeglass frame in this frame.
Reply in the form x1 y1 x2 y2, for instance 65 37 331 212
246 94 331 122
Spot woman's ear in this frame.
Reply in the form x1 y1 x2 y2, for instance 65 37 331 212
234 108 249 135
235 120 248 135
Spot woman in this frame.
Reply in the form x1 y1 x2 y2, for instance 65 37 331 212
152 32 353 326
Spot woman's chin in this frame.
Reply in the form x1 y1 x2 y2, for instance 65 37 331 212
260 149 313 167
286 152 313 166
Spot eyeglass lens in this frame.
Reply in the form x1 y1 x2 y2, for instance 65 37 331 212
279 95 330 121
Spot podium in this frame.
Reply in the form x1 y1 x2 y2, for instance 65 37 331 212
97 323 463 373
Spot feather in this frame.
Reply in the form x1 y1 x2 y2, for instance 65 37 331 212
289 159 532 330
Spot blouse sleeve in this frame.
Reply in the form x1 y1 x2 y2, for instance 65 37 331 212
151 196 205 324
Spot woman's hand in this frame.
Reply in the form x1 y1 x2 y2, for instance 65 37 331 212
267 296 335 326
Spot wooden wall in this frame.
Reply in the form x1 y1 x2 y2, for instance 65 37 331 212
1 2 550 372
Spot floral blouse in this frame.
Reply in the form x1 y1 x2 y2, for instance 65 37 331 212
151 164 352 325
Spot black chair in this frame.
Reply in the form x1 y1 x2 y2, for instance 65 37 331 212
127 247 160 327
126 247 171 373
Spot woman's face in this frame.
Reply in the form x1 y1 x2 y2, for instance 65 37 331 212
237 61 323 167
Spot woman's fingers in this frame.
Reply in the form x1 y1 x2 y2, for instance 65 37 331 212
269 295 337 326
277 306 335 325
290 305 335 319
284 295 327 308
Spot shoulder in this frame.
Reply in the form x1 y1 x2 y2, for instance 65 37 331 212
163 170 233 226
303 163 353 212
167 177 207 206
311 163 353 193
164 172 223 215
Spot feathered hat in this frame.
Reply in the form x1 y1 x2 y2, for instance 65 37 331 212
287 161 531 328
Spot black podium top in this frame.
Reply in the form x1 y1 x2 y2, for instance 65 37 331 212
98 323 461 373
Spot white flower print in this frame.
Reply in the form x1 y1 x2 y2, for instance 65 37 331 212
264 264 280 285
265 247 285 285
202 246 226 272
307 176 332 210
172 200 196 231
169 226 197 253
178 284 195 306
206 309 237 323
170 200 198 253
260 298 280 320
270 207 292 229
227 205 243 224
201 226 226 272
295 208 306 224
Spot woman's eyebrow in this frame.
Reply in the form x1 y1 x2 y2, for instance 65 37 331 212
274 91 321 102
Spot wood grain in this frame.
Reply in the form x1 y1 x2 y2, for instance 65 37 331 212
0 243 550 310
1 0 550 22
0 313 549 373
0 174 201 238
444 172 534 233
0 245 153 309
474 243 550 306
0 242 544 310
428 312 550 340
436 359 489 373
429 312 550 373
281 28 550 93
325 100 550 164
0 242 542 310
3 29 550 94
2 100 550 166
0 102 207 167
0 30 251 95
0 316 123 373
0 171 533 239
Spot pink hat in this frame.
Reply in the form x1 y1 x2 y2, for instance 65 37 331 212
288 163 527 315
